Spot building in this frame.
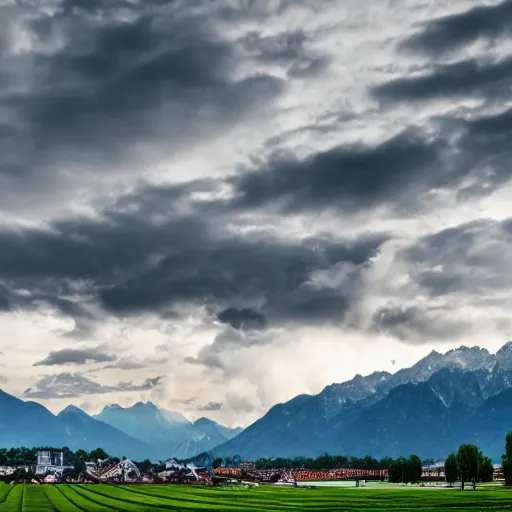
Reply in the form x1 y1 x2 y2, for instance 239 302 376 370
35 449 71 476
241 461 256 471
37 450 64 467
421 462 445 480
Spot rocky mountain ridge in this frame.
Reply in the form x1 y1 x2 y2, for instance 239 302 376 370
214 342 512 461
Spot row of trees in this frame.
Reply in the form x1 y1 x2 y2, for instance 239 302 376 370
6 433 512 488
444 445 494 489
252 454 392 471
388 455 423 483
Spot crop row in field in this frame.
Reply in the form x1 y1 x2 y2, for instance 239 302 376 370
2 483 512 511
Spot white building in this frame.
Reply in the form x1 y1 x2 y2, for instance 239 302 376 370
35 449 71 475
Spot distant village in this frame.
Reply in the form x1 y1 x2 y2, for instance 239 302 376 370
0 448 505 486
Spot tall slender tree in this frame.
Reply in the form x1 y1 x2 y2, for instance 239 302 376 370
456 444 479 490
502 431 512 485
478 455 494 483
407 455 423 483
444 453 458 486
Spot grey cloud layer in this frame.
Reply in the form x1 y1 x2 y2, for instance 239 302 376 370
229 129 442 213
24 373 162 399
401 0 512 57
0 186 387 331
373 56 512 103
404 219 512 298
0 0 284 212
33 348 116 366
1 0 512 391
198 402 223 411
371 219 512 343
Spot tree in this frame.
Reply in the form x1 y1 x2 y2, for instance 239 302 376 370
137 459 153 474
89 448 109 462
478 455 494 483
407 455 423 483
502 431 512 486
379 457 393 470
389 457 407 483
457 444 480 490
212 458 223 469
444 453 458 486
74 459 86 475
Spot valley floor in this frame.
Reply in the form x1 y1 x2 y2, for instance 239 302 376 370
2 482 512 511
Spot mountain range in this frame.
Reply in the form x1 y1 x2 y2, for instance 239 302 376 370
213 342 512 461
3 342 512 462
94 402 242 459
0 392 241 461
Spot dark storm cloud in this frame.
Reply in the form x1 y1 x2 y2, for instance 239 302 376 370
217 308 267 331
454 108 512 197
98 225 386 325
33 348 116 366
402 218 512 298
0 0 284 210
0 182 387 328
0 283 13 312
24 373 162 399
364 218 512 343
467 106 512 137
3 0 510 345
371 304 472 343
198 401 223 411
401 0 512 57
370 53 512 198
373 56 512 103
230 128 442 213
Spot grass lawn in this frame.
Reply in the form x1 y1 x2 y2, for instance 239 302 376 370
2 482 512 511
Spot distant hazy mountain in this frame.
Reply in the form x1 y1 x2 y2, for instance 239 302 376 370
95 402 243 459
95 402 191 449
215 342 512 461
0 389 63 449
0 391 240 460
170 417 243 459
57 405 151 459
0 391 150 460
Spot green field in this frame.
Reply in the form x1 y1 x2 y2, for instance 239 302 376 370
2 483 512 511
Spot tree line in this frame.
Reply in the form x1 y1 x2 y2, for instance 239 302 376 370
387 455 423 483
6 429 512 488
252 454 392 471
444 444 494 489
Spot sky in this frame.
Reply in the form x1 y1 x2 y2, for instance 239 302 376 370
0 0 511 427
